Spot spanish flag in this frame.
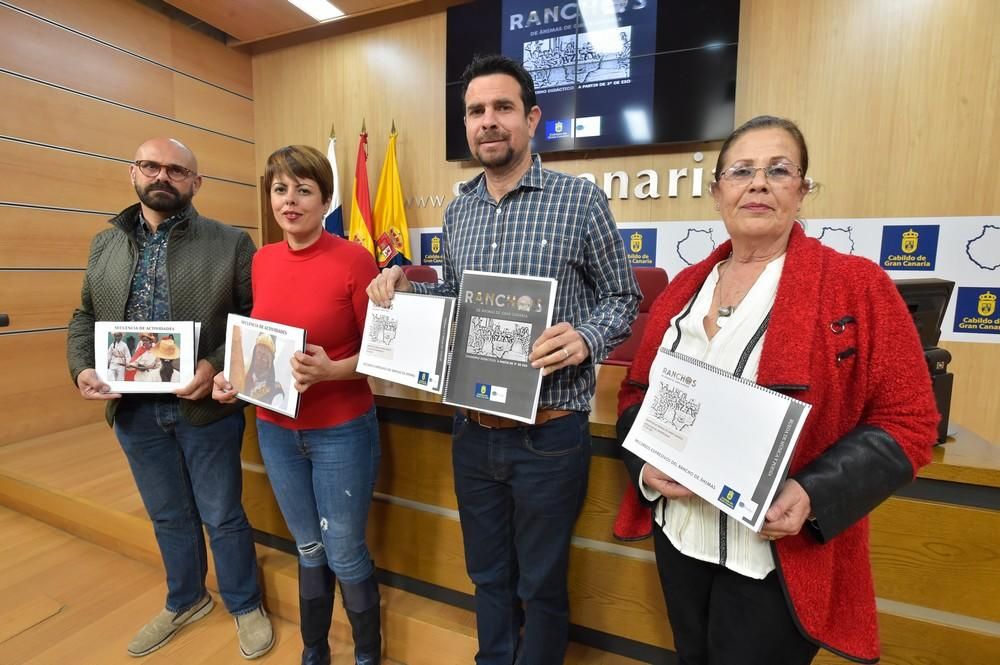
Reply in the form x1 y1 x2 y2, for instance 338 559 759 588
373 125 412 268
348 126 375 257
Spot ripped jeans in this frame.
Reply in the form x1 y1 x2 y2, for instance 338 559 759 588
256 408 380 582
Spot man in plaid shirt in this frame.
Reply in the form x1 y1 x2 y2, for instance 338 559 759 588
368 54 639 665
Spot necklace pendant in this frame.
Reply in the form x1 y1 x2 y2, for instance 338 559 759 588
718 305 735 318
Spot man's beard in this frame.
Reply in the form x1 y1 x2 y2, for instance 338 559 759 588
472 132 519 169
136 181 192 213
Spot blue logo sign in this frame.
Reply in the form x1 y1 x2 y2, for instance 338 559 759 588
953 287 999 335
545 119 572 140
718 486 740 509
619 228 657 267
417 371 430 386
420 233 443 266
474 383 492 399
879 225 939 270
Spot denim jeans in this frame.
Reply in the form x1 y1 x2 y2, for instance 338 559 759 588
452 411 592 665
114 397 262 615
256 407 380 583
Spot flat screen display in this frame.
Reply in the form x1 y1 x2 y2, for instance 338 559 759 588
894 278 956 349
446 0 740 160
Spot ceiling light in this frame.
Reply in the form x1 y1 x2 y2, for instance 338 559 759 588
287 0 344 22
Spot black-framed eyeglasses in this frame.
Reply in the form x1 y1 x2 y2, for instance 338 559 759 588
133 160 196 181
719 163 802 185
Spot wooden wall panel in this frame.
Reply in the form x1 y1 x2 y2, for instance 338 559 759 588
940 342 1000 445
0 209 107 269
0 73 254 185
870 497 1000 623
0 6 253 142
168 21 254 98
737 0 1000 218
0 207 259 270
376 422 649 549
0 271 84 333
0 6 171 114
369 499 672 649
9 0 253 97
171 73 255 144
0 0 256 451
0 140 257 228
0 332 105 445
812 612 1000 665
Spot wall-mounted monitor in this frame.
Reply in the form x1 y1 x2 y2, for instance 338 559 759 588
446 0 741 161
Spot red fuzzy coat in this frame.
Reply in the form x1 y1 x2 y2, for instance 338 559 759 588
618 224 938 662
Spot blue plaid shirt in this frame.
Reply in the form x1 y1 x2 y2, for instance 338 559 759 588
413 156 640 411
124 210 185 321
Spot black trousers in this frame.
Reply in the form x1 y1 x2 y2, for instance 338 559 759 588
654 526 820 665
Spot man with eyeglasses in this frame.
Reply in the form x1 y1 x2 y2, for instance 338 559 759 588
67 138 273 659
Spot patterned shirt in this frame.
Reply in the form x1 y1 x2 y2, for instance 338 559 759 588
413 156 640 411
124 209 185 321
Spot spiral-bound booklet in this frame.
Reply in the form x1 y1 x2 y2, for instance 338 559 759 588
443 270 556 423
622 349 811 532
357 292 456 394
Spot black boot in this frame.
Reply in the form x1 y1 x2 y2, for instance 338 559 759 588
299 562 335 665
340 575 381 665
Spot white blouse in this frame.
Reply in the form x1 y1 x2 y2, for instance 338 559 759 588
639 255 785 579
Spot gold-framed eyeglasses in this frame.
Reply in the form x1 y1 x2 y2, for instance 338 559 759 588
133 160 196 181
719 163 802 185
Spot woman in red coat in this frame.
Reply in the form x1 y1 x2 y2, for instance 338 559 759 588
617 116 938 664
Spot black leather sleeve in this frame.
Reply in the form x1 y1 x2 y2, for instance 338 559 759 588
617 403 657 505
794 425 915 544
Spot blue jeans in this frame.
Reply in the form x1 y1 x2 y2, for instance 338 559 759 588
256 408 380 582
452 411 592 665
114 397 262 615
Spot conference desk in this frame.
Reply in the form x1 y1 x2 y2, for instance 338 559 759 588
241 365 1000 664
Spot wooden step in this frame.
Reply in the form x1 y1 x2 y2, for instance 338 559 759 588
0 423 648 665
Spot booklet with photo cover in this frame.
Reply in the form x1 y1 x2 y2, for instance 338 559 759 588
443 270 557 424
622 349 812 532
224 314 306 418
95 321 195 393
357 292 456 394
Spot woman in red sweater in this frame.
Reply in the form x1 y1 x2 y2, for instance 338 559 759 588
616 117 938 664
214 145 380 665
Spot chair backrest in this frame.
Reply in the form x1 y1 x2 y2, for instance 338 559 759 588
603 266 669 367
402 264 439 284
633 266 669 313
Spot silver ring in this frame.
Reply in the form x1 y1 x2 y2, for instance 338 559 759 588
562 348 570 360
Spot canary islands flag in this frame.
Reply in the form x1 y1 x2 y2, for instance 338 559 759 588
373 128 412 268
348 129 375 257
323 132 343 237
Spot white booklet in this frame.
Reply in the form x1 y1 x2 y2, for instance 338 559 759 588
622 349 812 532
224 314 306 418
443 271 557 423
357 292 456 394
95 321 195 393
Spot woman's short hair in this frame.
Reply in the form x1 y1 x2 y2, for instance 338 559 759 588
264 145 334 204
714 115 810 181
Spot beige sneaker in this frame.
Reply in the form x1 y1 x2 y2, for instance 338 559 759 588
235 606 274 659
127 593 214 657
